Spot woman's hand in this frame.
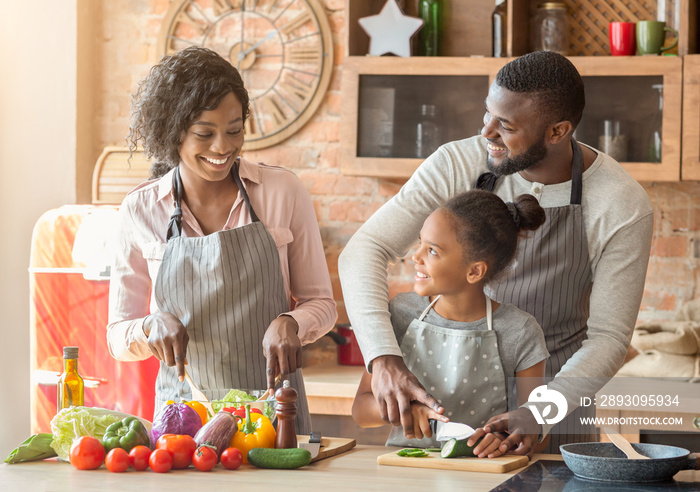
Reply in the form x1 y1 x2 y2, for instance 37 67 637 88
144 312 189 382
262 315 302 389
406 402 449 440
469 427 508 458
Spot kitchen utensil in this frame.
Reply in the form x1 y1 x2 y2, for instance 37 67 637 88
430 419 476 441
603 427 649 459
183 368 214 415
560 442 699 482
377 449 528 473
298 432 322 459
256 374 281 401
296 435 356 462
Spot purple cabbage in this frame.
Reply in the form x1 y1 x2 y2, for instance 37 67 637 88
151 403 203 443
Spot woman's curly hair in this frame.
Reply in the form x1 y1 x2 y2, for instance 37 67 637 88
127 46 250 178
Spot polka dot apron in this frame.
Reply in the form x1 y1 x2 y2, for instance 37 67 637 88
386 295 507 447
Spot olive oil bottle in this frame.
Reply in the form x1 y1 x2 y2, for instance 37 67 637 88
57 346 84 410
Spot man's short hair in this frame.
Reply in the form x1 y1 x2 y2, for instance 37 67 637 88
496 51 585 129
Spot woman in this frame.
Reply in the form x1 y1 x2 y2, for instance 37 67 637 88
107 46 336 434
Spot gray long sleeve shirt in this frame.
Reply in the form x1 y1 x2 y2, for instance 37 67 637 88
338 136 653 423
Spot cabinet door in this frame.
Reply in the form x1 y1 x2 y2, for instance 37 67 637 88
340 56 682 182
682 55 700 180
570 57 682 182
340 57 505 179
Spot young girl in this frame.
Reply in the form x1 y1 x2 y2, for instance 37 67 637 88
352 190 549 457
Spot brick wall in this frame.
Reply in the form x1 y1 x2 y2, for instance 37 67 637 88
96 1 698 355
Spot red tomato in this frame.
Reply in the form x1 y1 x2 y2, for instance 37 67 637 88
232 406 262 419
192 445 218 471
69 436 105 470
149 448 173 473
105 448 130 473
221 447 243 470
156 434 197 469
128 445 151 471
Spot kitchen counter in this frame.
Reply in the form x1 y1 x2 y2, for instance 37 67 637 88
2 449 699 492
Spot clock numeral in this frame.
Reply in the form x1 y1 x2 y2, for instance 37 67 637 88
211 0 235 16
279 11 312 36
174 8 208 37
244 113 261 139
279 76 312 103
262 95 290 126
287 46 321 64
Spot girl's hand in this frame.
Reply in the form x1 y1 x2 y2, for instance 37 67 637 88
262 315 302 390
408 402 449 440
144 311 189 382
469 428 508 458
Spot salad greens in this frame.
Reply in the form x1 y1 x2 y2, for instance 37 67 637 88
215 389 275 420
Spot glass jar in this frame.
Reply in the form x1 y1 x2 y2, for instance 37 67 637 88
598 119 628 162
416 104 441 158
530 2 569 55
492 0 508 57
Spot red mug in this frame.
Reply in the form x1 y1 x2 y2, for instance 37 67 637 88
609 22 636 56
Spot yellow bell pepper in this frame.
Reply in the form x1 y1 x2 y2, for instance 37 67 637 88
230 404 276 463
165 399 208 425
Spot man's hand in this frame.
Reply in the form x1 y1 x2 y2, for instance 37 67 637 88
370 355 444 438
144 311 189 382
483 407 541 459
263 315 302 390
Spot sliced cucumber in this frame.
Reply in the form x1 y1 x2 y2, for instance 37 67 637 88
247 447 312 469
440 436 483 458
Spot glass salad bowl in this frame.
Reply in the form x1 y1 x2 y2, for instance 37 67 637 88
189 388 277 422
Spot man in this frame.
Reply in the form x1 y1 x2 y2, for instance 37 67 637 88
338 51 653 456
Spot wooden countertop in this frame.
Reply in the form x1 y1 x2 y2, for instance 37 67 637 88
0 450 550 491
4 449 699 490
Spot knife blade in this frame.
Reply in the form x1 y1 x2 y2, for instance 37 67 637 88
429 419 476 442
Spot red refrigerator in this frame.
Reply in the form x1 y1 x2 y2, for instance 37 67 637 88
29 204 159 433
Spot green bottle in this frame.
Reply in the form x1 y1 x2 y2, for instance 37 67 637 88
418 0 441 56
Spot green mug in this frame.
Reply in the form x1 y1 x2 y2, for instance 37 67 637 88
636 20 678 55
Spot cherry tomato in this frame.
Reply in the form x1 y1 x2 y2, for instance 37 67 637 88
156 434 197 469
128 445 151 471
192 445 217 471
227 406 262 419
149 448 173 473
69 436 105 470
221 447 243 470
105 447 130 473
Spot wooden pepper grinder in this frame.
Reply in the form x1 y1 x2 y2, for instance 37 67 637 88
274 379 298 449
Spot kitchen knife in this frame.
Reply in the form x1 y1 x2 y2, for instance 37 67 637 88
298 431 322 458
429 419 476 442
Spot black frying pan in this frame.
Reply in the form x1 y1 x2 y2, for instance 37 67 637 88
560 442 699 482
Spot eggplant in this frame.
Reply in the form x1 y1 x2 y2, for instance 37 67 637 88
193 411 238 457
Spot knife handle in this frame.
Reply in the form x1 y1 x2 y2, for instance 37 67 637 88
429 419 437 435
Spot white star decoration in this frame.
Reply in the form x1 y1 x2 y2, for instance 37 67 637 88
358 0 424 57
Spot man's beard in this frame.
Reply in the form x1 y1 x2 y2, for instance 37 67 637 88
486 137 548 177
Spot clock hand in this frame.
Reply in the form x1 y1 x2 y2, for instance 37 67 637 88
237 31 276 60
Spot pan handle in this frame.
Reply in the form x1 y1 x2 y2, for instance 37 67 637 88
682 453 699 471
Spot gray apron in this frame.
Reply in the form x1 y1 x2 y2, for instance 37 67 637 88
152 161 311 434
386 295 508 447
477 139 596 452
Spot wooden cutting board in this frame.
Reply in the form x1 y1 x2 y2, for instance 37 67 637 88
377 449 528 473
297 435 357 462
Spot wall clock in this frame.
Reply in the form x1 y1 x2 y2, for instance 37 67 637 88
157 0 334 150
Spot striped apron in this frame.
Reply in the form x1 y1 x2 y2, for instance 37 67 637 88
152 162 311 434
477 139 597 452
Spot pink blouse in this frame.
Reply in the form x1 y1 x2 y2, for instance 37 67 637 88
107 158 337 361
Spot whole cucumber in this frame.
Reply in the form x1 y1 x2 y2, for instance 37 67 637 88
247 447 312 469
440 436 483 458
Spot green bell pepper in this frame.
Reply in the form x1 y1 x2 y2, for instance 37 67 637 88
102 417 150 452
